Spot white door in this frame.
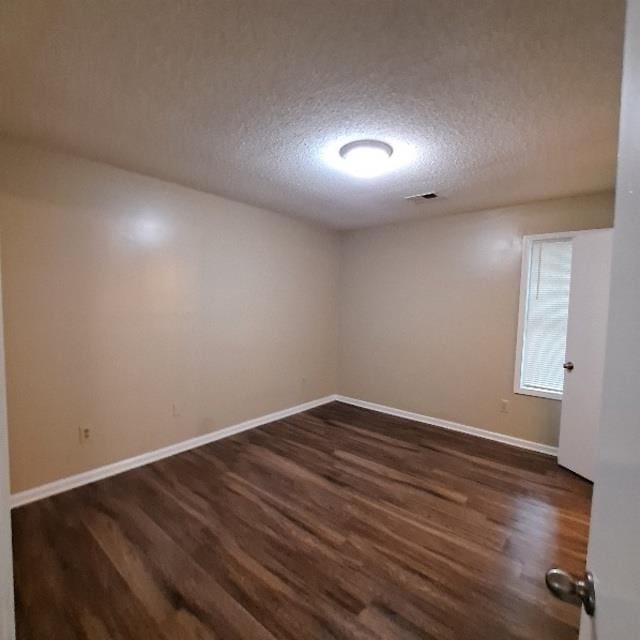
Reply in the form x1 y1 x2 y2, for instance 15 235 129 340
0 253 15 639
557 230 613 481
578 0 640 634
548 0 640 634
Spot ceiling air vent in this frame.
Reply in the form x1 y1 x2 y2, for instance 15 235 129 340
405 192 438 203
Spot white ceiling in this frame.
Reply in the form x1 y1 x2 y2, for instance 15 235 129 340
0 1 625 229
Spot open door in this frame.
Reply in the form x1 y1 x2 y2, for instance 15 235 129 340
0 250 15 639
557 229 613 481
547 1 640 636
580 0 640 633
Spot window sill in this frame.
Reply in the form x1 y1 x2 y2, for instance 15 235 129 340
515 387 563 401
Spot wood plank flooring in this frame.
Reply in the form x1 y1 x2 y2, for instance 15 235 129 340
12 401 592 639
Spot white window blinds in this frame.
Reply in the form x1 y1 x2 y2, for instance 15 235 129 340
519 238 573 395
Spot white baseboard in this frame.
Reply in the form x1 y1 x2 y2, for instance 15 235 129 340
10 395 338 509
334 395 558 457
11 393 556 508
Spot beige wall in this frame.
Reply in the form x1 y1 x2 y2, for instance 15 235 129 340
0 140 339 492
338 193 614 447
0 137 616 492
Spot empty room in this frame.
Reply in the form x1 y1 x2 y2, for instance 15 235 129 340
0 1 639 639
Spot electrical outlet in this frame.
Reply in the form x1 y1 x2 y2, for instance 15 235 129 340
500 399 509 414
78 426 91 444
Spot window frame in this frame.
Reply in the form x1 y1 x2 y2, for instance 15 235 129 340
514 231 578 401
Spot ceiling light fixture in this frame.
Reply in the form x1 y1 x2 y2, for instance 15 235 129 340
338 139 394 178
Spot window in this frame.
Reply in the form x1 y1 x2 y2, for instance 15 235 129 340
514 233 574 399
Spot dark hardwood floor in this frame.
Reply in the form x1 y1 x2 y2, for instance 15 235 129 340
12 401 592 640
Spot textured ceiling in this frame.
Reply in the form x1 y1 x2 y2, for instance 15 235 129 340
0 0 625 229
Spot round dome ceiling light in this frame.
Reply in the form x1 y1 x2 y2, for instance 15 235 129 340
338 139 394 178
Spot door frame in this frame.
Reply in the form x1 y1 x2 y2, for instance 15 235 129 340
0 247 16 640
